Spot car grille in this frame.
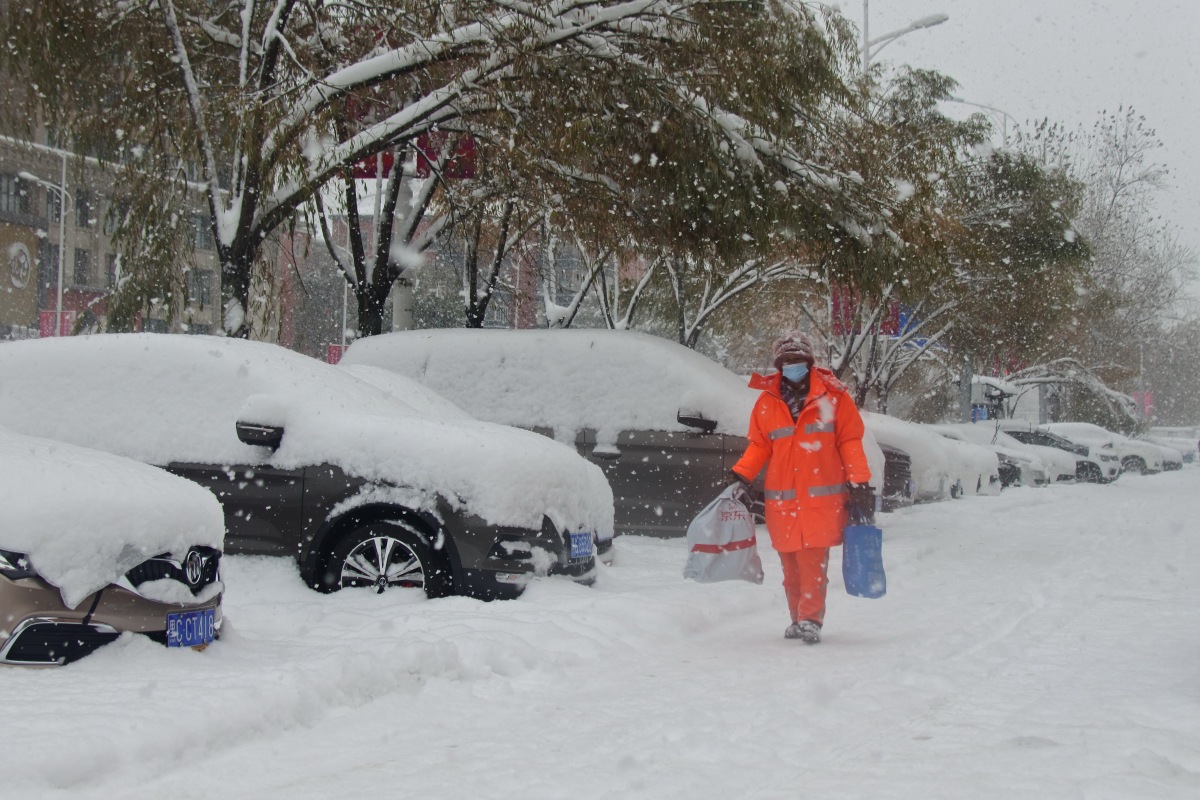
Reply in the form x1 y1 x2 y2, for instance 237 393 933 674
124 547 221 595
1 620 120 665
881 447 913 503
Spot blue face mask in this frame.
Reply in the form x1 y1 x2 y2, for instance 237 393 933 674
781 362 809 383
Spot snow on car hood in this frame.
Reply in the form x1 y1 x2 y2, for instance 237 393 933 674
0 427 225 609
0 335 613 539
341 328 759 444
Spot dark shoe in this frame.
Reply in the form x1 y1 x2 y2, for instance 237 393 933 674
784 620 821 644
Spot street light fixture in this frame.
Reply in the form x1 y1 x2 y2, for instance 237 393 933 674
18 169 73 337
861 2 949 73
945 96 1020 145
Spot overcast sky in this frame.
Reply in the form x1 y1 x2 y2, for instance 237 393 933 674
853 0 1200 258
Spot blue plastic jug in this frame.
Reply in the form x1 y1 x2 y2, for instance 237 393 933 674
842 521 886 599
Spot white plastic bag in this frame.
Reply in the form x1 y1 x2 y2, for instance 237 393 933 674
683 484 764 584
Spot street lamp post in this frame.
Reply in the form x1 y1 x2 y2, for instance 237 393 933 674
945 96 1020 145
861 2 949 73
18 165 72 337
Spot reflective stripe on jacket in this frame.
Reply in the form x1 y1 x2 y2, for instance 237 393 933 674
731 368 871 551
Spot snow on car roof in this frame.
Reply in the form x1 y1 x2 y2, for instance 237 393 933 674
339 364 474 421
933 422 1077 472
0 426 225 608
341 328 759 444
864 412 999 498
0 335 613 538
1042 422 1120 445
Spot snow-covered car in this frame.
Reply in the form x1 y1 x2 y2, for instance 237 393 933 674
0 335 613 600
863 413 1002 502
341 329 888 536
876 443 916 512
1144 434 1196 464
340 363 612 566
933 427 1045 488
996 421 1121 483
932 423 1080 486
0 427 225 666
1041 422 1165 475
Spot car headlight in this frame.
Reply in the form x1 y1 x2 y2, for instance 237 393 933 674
0 548 36 581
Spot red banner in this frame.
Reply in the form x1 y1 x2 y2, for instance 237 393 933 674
39 310 76 337
352 151 396 179
415 131 476 179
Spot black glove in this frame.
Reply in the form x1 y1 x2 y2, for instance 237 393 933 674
728 470 752 492
847 482 875 523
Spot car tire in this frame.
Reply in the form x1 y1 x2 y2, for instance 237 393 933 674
1078 463 1101 483
322 520 452 597
1121 456 1147 475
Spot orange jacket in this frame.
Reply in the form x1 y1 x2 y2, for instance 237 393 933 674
731 368 871 551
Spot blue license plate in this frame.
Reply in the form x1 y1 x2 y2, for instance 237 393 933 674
569 532 594 559
167 608 216 648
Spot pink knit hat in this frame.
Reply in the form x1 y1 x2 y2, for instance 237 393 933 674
772 330 815 368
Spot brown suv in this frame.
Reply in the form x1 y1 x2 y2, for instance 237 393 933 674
1 428 224 666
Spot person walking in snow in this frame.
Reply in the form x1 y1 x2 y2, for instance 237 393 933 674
729 331 875 644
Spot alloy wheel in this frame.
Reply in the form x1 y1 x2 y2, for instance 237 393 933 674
338 535 426 593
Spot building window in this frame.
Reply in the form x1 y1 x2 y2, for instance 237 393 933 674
105 253 120 288
103 202 120 236
187 269 214 309
40 242 60 283
0 174 30 215
74 248 91 286
192 214 214 250
76 190 93 228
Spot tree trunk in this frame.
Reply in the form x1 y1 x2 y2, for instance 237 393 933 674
356 286 389 337
854 381 870 409
221 245 255 339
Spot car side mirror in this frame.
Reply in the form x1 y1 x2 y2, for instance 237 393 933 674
677 410 718 433
236 421 284 451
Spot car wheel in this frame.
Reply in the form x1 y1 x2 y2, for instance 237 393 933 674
1078 463 1101 483
1122 456 1147 475
324 520 451 597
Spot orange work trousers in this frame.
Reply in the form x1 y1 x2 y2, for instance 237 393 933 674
778 547 830 625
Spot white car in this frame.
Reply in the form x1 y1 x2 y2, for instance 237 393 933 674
863 413 1001 502
1041 422 1164 475
997 421 1122 483
1141 436 1190 467
931 423 1080 487
1147 428 1198 464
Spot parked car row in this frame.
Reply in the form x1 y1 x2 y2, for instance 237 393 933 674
1 330 1190 666
0 334 616 665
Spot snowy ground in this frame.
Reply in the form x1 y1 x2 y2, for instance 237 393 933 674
5 469 1199 799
